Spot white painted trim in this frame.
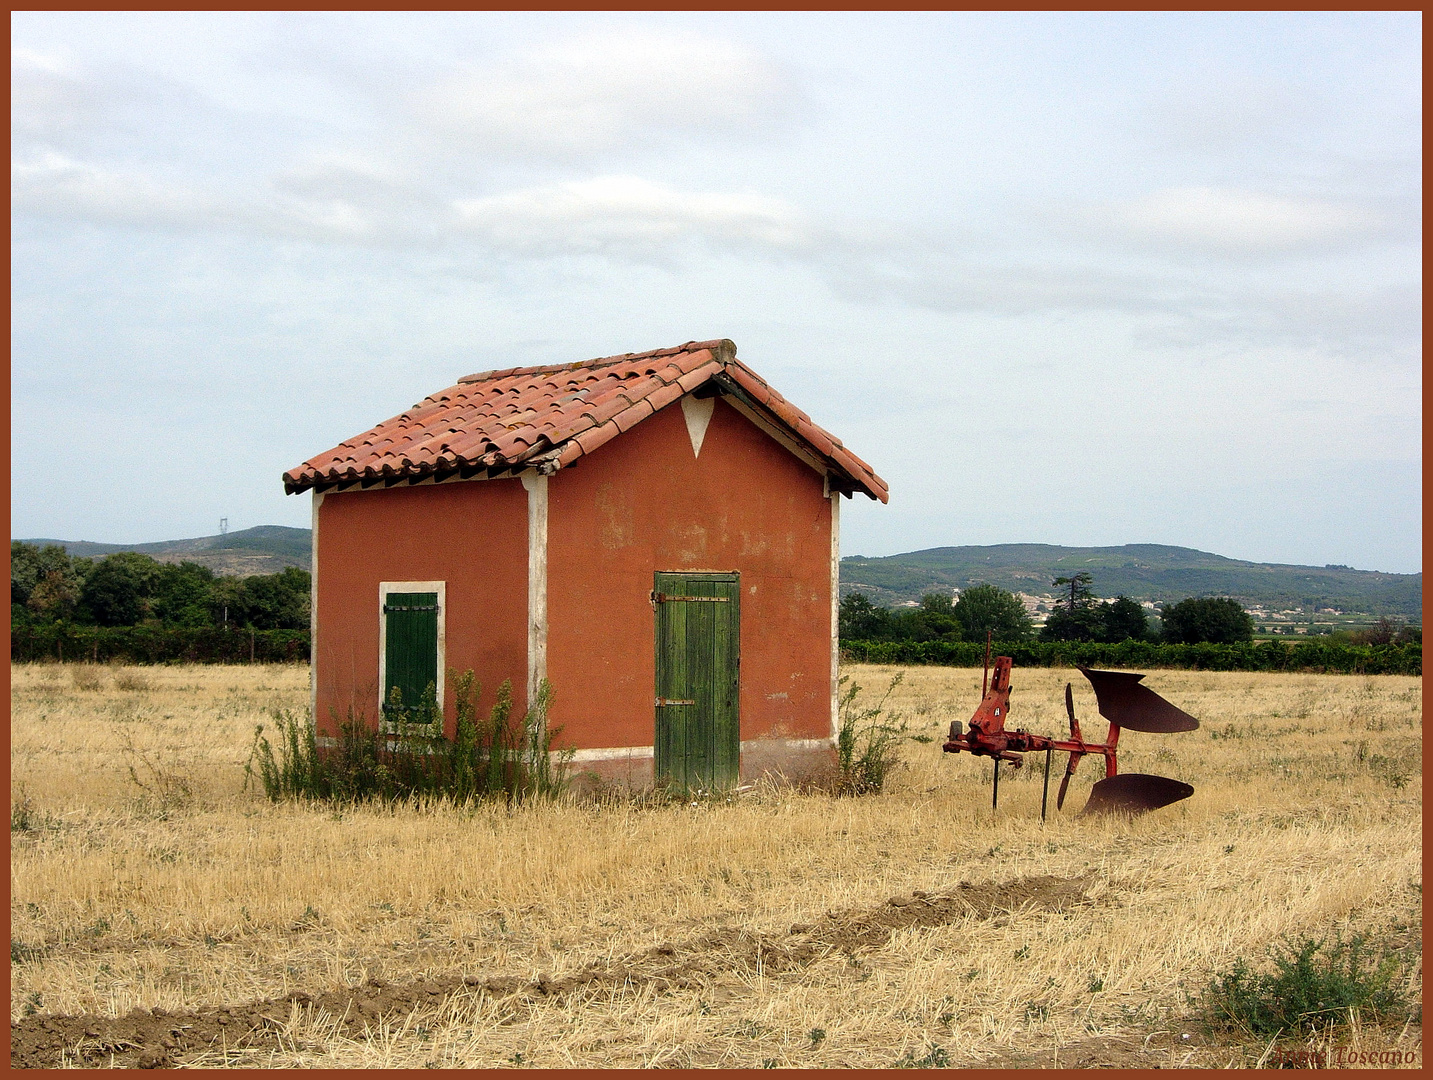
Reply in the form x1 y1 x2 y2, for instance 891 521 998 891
740 737 836 753
680 394 716 457
378 580 446 731
567 745 656 763
316 736 437 753
563 738 834 765
310 491 323 723
520 472 549 707
830 491 841 743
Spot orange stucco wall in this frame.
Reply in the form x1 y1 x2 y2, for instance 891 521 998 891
546 397 834 753
312 479 529 738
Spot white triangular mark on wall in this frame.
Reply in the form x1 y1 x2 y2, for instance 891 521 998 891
680 395 715 458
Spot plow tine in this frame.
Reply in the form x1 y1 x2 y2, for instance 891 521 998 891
1079 773 1194 816
1064 682 1083 742
1056 769 1073 811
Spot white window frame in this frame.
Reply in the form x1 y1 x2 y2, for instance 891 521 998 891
378 580 446 734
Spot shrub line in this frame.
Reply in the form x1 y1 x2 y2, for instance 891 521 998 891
11 625 310 664
838 639 1420 675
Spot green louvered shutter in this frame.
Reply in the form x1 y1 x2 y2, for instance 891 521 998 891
383 592 438 726
654 572 739 791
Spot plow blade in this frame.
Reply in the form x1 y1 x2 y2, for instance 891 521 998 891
1079 772 1193 816
1078 668 1199 733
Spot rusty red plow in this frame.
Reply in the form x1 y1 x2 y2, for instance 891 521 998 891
942 643 1199 817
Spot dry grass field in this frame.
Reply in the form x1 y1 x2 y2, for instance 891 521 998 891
10 661 1422 1068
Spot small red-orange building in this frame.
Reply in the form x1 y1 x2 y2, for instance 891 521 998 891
284 339 887 788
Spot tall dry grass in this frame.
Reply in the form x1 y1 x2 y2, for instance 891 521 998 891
9 662 1422 1067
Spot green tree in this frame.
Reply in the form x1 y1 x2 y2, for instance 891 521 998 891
11 542 90 624
11 542 86 607
242 566 311 629
208 566 312 629
906 592 961 641
209 575 246 628
1041 571 1103 641
28 569 83 622
78 552 161 626
1160 596 1254 644
152 561 218 627
1040 604 1105 642
953 583 1033 642
1100 595 1150 643
877 594 960 642
1052 571 1095 610
839 592 892 640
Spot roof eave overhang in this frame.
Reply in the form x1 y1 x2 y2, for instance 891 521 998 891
286 458 548 496
700 369 887 502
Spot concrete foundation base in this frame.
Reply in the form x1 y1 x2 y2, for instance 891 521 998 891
564 738 836 794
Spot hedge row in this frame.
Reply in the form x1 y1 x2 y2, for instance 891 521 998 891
11 625 311 665
840 638 1421 676
9 625 1420 675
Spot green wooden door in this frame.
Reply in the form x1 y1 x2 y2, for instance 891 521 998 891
383 592 438 726
654 572 740 792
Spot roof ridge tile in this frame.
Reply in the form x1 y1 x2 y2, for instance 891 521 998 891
456 340 725 386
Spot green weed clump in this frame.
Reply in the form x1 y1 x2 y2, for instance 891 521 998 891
1202 933 1412 1036
835 671 907 795
893 1043 950 1068
11 786 59 834
11 790 39 833
244 670 571 805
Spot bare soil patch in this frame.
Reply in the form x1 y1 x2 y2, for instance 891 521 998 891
10 874 1094 1068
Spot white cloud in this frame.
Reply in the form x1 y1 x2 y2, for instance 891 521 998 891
12 150 811 261
1140 78 1314 156
826 253 1185 319
10 152 435 244
20 150 1409 364
453 175 809 257
11 48 99 144
11 152 225 228
413 29 793 156
1112 186 1378 253
817 228 1421 360
11 46 70 75
266 157 457 242
1138 282 1422 358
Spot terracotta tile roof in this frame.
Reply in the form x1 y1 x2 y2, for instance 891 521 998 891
284 339 888 502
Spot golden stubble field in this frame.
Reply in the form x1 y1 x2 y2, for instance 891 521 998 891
9 661 1423 1068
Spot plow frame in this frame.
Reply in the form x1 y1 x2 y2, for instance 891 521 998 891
941 645 1197 817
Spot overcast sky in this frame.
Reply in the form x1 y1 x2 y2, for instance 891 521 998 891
11 11 1422 573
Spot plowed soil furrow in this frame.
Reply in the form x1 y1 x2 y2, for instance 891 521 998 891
10 874 1095 1069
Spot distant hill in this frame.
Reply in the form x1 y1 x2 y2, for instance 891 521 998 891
16 526 311 577
840 543 1421 620
15 530 1421 619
